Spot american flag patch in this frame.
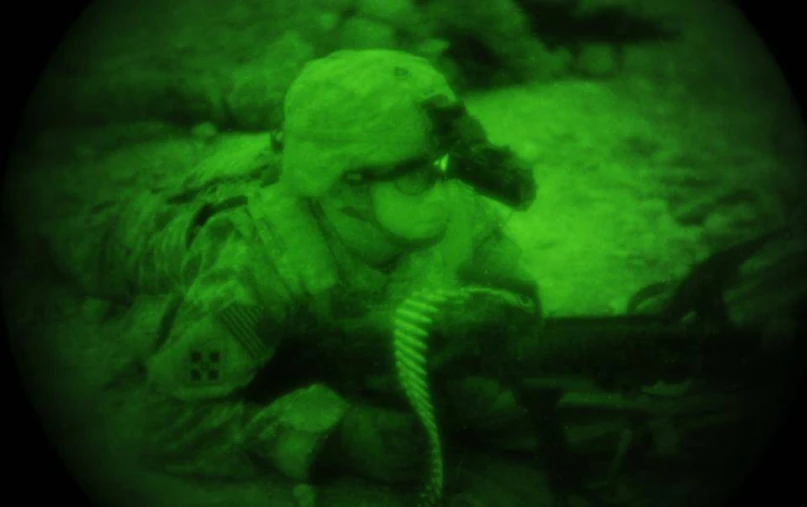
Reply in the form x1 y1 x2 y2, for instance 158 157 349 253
216 304 278 360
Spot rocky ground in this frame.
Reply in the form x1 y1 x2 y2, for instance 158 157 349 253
3 0 806 506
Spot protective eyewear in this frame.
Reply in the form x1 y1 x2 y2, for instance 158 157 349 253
344 153 451 196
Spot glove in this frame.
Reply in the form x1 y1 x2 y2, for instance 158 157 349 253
329 403 427 485
242 384 349 482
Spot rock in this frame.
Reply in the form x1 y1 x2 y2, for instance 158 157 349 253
357 0 417 22
338 16 400 50
722 227 807 330
317 11 342 32
27 61 228 130
503 39 573 82
226 31 316 130
25 2 325 131
446 454 555 507
191 122 218 140
576 43 619 77
293 483 317 507
426 0 572 87
411 37 451 60
18 122 186 165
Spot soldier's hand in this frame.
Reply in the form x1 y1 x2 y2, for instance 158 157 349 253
337 404 426 484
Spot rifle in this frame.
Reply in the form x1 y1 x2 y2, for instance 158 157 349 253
256 221 803 401
464 221 802 387
246 225 803 505
445 225 806 505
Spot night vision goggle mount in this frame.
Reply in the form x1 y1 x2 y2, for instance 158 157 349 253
422 95 538 211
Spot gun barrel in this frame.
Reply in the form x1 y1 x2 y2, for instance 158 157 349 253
503 315 766 384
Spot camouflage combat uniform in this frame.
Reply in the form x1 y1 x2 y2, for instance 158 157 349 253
52 49 541 487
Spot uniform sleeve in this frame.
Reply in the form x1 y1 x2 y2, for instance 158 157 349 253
145 206 295 401
138 206 352 483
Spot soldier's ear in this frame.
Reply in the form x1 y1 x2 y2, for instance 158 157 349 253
271 130 284 152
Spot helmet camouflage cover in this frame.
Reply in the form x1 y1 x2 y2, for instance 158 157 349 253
280 49 458 197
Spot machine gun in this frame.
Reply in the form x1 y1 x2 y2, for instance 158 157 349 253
245 222 804 506
438 224 806 506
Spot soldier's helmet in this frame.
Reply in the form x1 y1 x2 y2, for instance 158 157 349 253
279 49 458 197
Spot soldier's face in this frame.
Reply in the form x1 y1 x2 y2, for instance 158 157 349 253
319 155 451 246
370 178 450 242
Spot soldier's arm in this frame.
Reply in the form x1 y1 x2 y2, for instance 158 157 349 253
140 204 351 482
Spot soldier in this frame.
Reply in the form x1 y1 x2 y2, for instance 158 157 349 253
52 49 543 500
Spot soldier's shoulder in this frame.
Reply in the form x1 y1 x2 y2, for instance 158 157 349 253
145 303 276 401
203 183 293 239
242 184 339 297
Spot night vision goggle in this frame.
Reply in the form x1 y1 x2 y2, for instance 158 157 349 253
421 95 538 211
